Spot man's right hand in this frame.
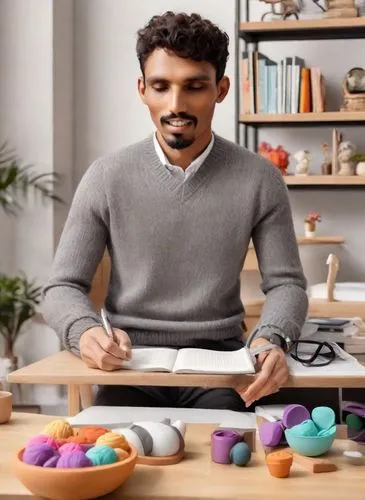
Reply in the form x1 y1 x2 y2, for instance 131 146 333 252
79 326 132 371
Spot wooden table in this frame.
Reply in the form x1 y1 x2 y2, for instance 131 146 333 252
8 350 365 416
2 412 365 500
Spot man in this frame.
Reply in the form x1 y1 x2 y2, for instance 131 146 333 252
43 11 308 411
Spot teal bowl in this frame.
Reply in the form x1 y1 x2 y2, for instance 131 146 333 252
284 429 335 457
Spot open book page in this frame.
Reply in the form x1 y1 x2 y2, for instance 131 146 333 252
172 346 256 374
122 347 178 372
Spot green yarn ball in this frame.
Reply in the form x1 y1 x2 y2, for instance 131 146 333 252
346 414 365 432
85 445 117 466
229 442 251 466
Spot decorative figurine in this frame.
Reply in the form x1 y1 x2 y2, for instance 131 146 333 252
321 143 332 175
341 68 365 112
304 211 321 238
294 150 311 176
337 141 356 175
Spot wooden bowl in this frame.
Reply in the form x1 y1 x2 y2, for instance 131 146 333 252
12 446 137 500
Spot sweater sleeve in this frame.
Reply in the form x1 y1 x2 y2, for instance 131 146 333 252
249 164 308 343
42 160 109 356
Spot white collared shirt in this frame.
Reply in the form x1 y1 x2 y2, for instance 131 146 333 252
153 132 214 182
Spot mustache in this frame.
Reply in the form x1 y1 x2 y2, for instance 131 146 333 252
161 113 197 126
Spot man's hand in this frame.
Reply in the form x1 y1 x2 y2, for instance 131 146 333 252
79 326 132 371
236 337 289 407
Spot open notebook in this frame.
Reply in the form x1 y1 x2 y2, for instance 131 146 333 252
121 346 256 375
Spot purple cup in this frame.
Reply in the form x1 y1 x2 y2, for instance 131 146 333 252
211 429 241 464
282 404 310 429
259 421 284 447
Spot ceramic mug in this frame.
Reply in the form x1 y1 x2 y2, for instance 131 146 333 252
0 391 13 423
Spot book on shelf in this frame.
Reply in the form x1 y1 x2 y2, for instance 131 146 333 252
241 50 326 115
121 346 256 375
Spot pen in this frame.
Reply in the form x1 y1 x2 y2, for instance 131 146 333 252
101 307 116 343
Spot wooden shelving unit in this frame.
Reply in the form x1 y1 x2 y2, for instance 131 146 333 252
284 175 365 188
239 17 365 43
239 112 365 127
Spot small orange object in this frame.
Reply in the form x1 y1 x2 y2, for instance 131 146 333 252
266 450 293 478
68 426 109 444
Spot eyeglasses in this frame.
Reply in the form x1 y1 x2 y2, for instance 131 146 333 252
290 340 336 367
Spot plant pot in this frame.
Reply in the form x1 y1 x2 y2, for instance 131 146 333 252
304 221 316 238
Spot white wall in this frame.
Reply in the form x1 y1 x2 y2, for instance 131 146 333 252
0 0 71 406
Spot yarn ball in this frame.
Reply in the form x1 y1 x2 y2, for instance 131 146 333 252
229 442 251 467
43 455 60 468
69 426 109 444
96 431 130 451
86 445 118 466
56 451 92 469
23 444 55 466
114 447 130 461
27 434 59 451
346 414 365 432
43 420 74 439
58 442 84 455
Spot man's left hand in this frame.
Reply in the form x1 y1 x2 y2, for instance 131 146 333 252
236 337 289 407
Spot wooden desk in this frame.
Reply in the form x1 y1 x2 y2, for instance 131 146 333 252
2 412 364 500
8 350 365 416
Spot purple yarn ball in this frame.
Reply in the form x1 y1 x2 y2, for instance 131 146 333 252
23 444 55 466
27 435 59 451
43 454 60 468
58 442 83 455
56 451 92 469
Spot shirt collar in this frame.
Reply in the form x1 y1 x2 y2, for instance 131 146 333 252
153 132 215 173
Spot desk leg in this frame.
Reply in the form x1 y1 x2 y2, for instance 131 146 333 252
79 384 93 409
67 384 81 416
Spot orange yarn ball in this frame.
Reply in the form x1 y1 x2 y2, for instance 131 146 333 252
43 420 74 439
114 447 130 461
69 426 109 444
96 431 130 451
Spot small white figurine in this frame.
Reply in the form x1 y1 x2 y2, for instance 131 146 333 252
113 419 186 457
294 150 310 176
338 141 356 176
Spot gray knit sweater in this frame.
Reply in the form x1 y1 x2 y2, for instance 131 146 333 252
42 134 308 356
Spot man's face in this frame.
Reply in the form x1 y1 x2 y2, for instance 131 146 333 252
138 49 229 150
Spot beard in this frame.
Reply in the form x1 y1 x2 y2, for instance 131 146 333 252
164 134 194 150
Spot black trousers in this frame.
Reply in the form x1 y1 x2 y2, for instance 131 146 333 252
94 337 343 419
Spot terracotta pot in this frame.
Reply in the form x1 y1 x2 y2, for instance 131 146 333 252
266 450 293 478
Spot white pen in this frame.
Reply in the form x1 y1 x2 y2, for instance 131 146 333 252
100 307 116 342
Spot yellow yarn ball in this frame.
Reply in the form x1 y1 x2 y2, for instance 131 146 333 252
43 419 74 439
114 447 130 461
96 431 130 450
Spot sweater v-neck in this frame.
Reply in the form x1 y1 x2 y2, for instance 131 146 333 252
140 133 226 200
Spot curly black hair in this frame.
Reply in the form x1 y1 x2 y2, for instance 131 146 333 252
136 11 229 82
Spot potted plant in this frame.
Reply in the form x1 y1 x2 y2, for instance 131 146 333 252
304 211 321 238
0 141 62 386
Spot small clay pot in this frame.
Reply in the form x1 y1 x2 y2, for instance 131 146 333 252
0 391 12 424
266 451 293 478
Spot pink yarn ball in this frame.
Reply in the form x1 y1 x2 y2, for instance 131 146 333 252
58 442 83 455
43 454 60 468
56 451 92 469
23 444 55 466
27 434 59 451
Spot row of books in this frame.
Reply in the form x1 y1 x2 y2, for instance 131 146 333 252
241 50 326 114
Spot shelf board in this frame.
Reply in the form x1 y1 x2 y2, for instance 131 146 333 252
284 175 365 188
243 236 344 271
239 112 365 127
239 18 365 43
